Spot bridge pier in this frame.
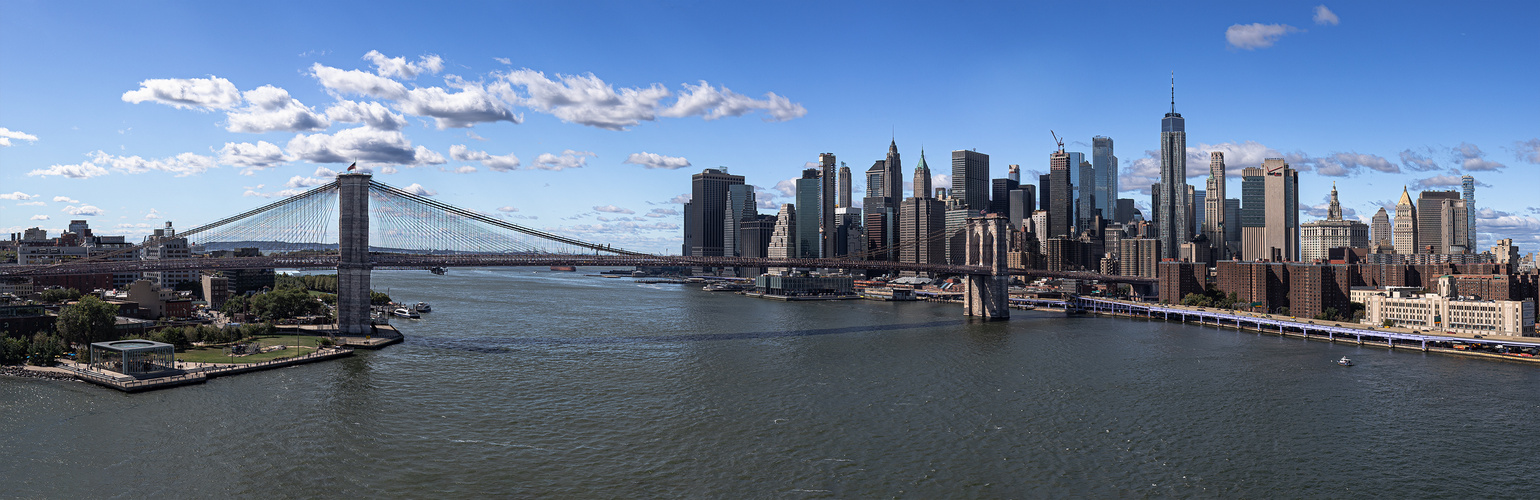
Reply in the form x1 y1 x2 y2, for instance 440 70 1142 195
337 173 373 335
963 215 1009 320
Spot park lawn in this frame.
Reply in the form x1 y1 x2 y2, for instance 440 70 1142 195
178 335 326 364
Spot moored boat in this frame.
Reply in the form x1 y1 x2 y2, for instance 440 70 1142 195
392 307 421 319
413 302 432 313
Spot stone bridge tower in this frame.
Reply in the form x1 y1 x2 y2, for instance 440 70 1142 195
337 173 373 335
963 214 1010 320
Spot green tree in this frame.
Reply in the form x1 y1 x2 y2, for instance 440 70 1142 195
0 336 28 365
1314 307 1339 321
55 295 121 347
221 295 249 318
39 288 82 304
1181 293 1212 307
370 291 392 305
29 333 64 366
1382 319 1395 327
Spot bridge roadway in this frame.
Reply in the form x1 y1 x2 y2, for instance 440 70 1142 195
1 253 1157 285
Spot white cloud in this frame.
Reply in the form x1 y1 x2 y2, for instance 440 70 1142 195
310 63 409 99
1514 139 1540 164
62 205 104 216
287 126 446 166
661 81 807 122
324 100 407 131
52 196 78 203
219 141 291 174
17 201 45 206
400 78 522 129
226 85 329 133
623 152 691 170
363 50 444 79
1453 142 1506 171
30 215 49 220
532 150 594 171
380 165 399 174
1225 23 1301 50
594 205 635 214
0 127 39 147
494 57 511 65
646 208 679 218
1399 148 1442 171
496 206 519 212
1314 5 1340 26
285 167 340 189
144 209 162 219
497 69 670 130
400 183 436 196
1411 174 1466 190
28 151 215 178
669 194 691 204
453 166 477 174
449 144 521 171
0 192 37 201
121 76 243 110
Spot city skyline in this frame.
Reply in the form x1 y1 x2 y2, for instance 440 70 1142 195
2 1 1537 254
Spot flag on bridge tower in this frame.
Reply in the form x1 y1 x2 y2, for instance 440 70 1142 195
347 162 357 172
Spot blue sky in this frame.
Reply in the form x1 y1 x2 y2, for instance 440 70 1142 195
3 1 1537 254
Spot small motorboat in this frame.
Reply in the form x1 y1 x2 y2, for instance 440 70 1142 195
413 302 432 313
392 307 421 319
1337 356 1353 366
429 267 447 275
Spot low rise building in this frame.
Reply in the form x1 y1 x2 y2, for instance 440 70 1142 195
754 274 855 297
1362 288 1536 336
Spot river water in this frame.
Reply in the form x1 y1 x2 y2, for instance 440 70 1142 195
4 268 1538 497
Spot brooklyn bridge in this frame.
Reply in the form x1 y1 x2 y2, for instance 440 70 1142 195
2 173 1155 328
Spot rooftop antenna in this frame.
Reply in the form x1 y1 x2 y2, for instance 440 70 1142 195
1171 71 1176 114
1050 130 1065 153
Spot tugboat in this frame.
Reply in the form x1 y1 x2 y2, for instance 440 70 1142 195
1337 356 1354 366
413 301 432 313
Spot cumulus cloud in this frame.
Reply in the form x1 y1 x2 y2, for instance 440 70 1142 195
363 50 443 79
219 141 291 174
645 208 679 218
121 76 243 110
144 209 162 219
669 194 691 204
496 206 519 212
325 100 408 130
1225 23 1301 50
497 69 670 130
0 192 37 201
309 63 409 99
285 166 339 188
0 127 38 147
1313 5 1340 25
62 205 104 216
400 183 436 196
1453 142 1505 171
532 150 594 171
52 196 78 203
28 151 215 178
30 215 49 220
1399 148 1442 171
1410 174 1467 190
399 77 522 129
660 81 807 122
225 85 329 133
623 152 691 170
287 126 445 166
1289 151 1400 177
451 165 476 174
449 144 520 171
17 201 45 206
593 205 635 214
1474 208 1540 247
1514 139 1540 164
772 178 798 198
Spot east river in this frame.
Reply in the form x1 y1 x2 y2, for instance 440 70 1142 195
4 268 1539 497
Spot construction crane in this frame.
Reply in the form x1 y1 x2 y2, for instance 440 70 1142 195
1050 130 1065 153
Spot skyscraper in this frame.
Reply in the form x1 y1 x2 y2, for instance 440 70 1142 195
990 177 1019 215
767 204 796 274
1038 174 1050 213
1393 187 1417 255
898 196 946 267
1077 157 1096 231
1048 148 1073 238
1300 183 1369 262
951 150 990 211
1157 76 1190 260
913 150 932 201
864 152 897 261
1092 136 1117 225
1462 175 1476 251
837 162 852 208
886 140 904 201
1371 207 1392 248
819 153 837 259
1240 167 1266 261
1007 164 1020 183
1417 190 1462 254
723 184 756 257
1262 158 1299 261
795 169 822 258
1203 151 1227 260
688 168 745 258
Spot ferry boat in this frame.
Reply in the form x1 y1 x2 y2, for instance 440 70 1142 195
392 307 421 319
1337 356 1353 366
413 302 432 313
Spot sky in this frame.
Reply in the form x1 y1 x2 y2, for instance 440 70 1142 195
2 1 1537 255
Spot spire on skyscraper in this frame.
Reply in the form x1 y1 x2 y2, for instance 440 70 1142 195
1328 182 1342 221
1170 71 1176 114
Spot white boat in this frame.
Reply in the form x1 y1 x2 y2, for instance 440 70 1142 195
392 307 421 319
413 302 432 313
1337 356 1353 366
